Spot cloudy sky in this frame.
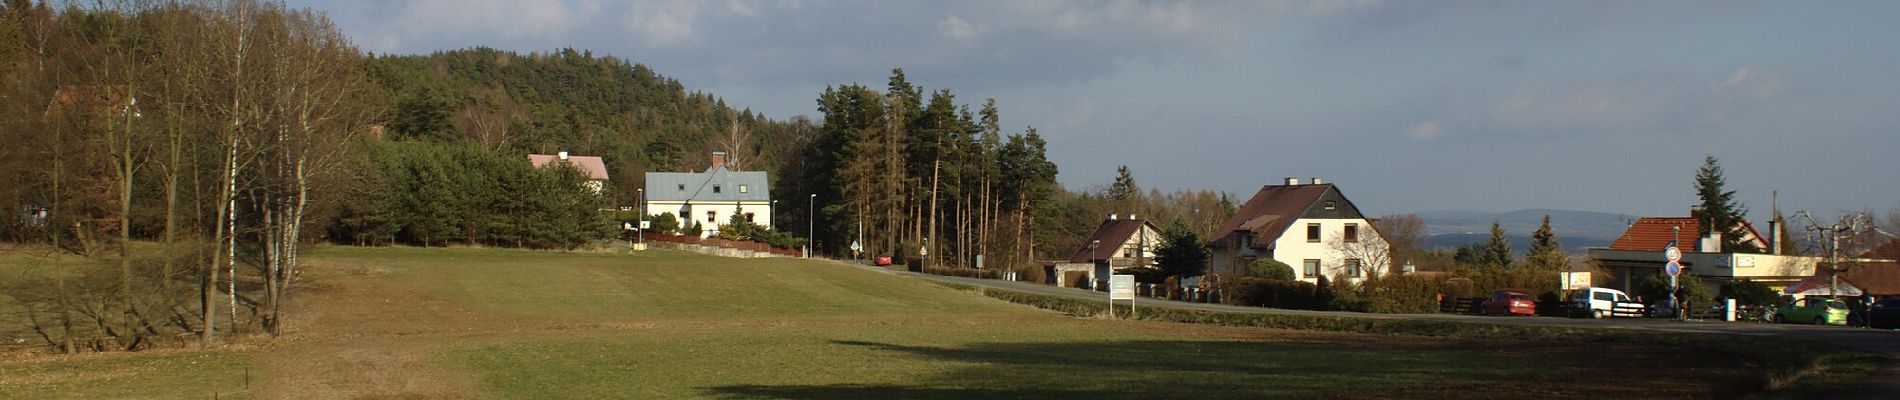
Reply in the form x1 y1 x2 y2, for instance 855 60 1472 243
293 0 1900 220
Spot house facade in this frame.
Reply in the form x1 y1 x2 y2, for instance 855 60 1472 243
1049 215 1160 288
1207 178 1387 284
643 152 772 238
1588 216 1819 292
527 151 611 194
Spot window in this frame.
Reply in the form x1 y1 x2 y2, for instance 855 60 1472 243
713 185 722 194
739 185 749 193
677 184 686 191
1593 292 1614 302
707 210 717 223
1303 259 1321 278
1325 201 1337 210
1345 259 1362 278
1307 223 1321 242
744 212 755 223
1345 223 1359 243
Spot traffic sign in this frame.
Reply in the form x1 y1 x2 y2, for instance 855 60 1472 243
1665 260 1682 277
1664 246 1682 262
849 240 862 252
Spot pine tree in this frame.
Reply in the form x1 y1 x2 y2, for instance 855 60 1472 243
1527 214 1565 270
1107 165 1139 202
1694 156 1762 253
1483 220 1513 267
1154 218 1208 280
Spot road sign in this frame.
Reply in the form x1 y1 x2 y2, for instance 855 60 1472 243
919 245 927 256
1109 275 1136 300
849 240 862 252
1665 260 1682 277
1664 246 1682 262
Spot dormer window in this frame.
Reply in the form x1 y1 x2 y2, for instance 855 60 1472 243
713 185 722 194
739 185 749 193
677 184 685 191
1325 201 1337 210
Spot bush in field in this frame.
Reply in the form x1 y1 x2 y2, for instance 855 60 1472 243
1247 258 1296 281
643 212 680 235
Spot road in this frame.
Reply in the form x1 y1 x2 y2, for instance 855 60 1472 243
839 261 1899 399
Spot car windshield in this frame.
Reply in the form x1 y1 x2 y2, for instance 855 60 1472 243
1510 294 1532 300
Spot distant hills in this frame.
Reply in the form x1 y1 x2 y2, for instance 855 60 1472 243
1414 209 1638 252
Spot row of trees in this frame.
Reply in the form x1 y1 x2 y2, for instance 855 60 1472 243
779 69 1060 273
0 0 374 349
327 141 615 249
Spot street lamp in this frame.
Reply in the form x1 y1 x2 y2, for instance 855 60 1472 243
808 194 816 258
771 199 778 231
637 188 644 246
1090 239 1102 289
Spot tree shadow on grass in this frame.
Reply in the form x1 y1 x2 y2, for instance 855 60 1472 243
705 338 1557 400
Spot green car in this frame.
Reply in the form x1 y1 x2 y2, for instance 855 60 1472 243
1773 297 1850 326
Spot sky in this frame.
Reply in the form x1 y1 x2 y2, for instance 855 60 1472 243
292 0 1900 221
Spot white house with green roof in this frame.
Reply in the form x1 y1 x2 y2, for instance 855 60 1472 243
643 152 772 238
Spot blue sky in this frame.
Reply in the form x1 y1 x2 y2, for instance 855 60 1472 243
294 0 1900 220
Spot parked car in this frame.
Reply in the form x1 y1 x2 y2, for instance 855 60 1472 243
873 255 893 266
1774 297 1850 326
1869 297 1900 329
1569 287 1642 319
1482 290 1536 316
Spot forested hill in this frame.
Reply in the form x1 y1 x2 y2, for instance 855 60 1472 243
365 47 798 204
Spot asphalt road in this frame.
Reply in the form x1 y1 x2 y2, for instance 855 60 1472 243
839 261 1900 399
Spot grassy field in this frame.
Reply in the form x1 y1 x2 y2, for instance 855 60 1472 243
0 245 1860 398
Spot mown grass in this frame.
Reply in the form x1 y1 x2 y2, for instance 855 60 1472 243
0 350 253 399
303 245 1018 320
939 281 1887 397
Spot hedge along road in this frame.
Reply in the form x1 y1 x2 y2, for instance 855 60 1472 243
841 261 1900 399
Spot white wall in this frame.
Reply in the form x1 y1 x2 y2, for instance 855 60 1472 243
1271 218 1385 284
645 200 775 238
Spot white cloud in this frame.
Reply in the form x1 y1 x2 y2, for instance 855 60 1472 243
1405 120 1444 140
625 0 706 47
1716 67 1784 100
939 15 979 44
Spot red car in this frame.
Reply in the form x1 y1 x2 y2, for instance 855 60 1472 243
1482 291 1536 316
874 255 893 266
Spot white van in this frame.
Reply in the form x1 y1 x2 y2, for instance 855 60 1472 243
1569 287 1642 319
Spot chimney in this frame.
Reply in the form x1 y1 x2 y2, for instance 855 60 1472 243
711 151 727 168
1109 213 1118 220
1129 213 1137 220
1285 177 1300 186
1311 177 1323 185
1769 219 1781 255
1702 232 1723 253
558 150 569 161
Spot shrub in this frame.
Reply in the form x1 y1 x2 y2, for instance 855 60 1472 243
1360 274 1441 314
1246 258 1296 281
1225 277 1320 310
1720 279 1779 307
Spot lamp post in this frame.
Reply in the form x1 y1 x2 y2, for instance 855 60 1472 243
807 194 816 258
637 188 644 246
1091 239 1102 289
771 199 778 231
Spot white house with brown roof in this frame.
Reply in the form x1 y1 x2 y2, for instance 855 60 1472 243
528 151 611 194
1048 215 1160 288
1207 178 1387 284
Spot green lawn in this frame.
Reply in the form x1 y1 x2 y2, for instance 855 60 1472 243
0 350 253 399
0 245 1848 398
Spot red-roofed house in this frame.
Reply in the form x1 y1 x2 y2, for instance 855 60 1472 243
1048 216 1160 288
1590 215 1816 293
1207 177 1387 284
529 151 611 193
